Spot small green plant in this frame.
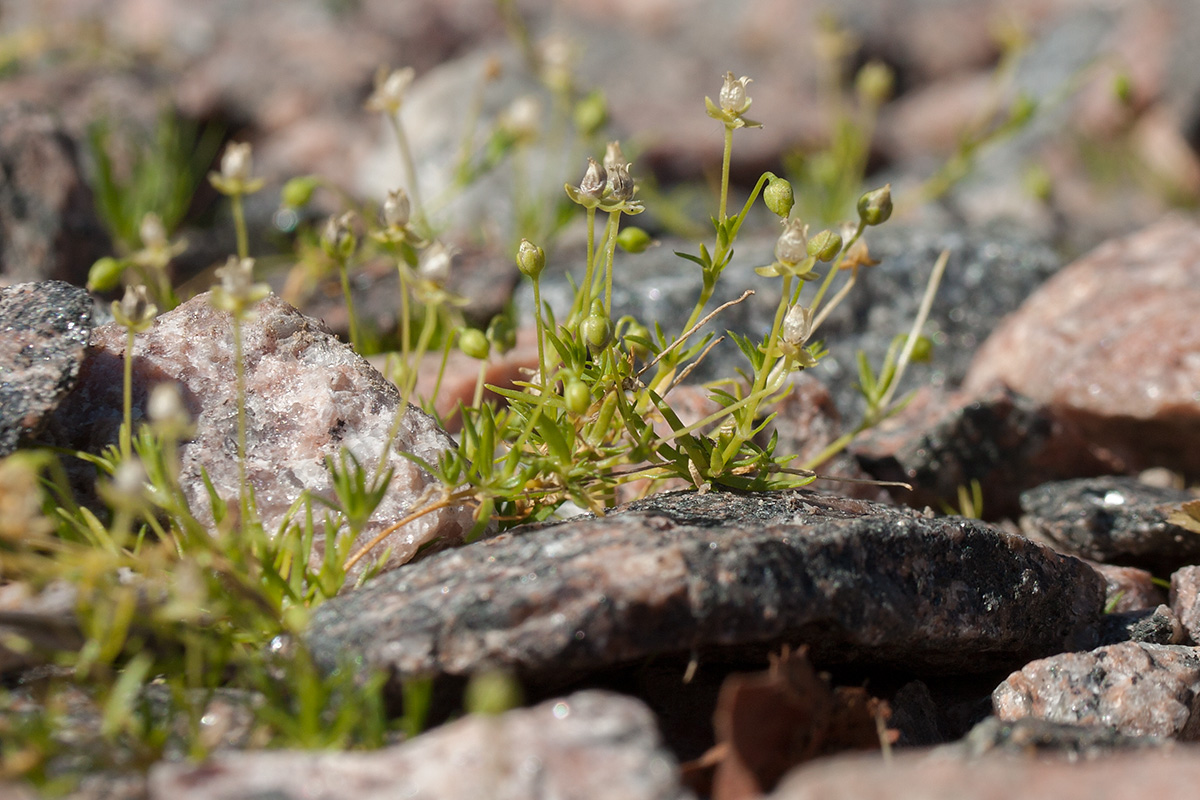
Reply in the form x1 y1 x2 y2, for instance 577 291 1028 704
5 57 948 791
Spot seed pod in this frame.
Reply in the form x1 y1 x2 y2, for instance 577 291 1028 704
617 226 652 253
517 238 546 279
856 184 893 227
806 229 843 262
579 302 614 355
564 379 591 414
763 177 794 218
459 328 490 360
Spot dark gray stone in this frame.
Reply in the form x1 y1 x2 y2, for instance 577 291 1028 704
306 489 1105 688
851 384 1120 519
1096 604 1185 647
0 103 111 285
0 280 93 456
1019 476 1200 574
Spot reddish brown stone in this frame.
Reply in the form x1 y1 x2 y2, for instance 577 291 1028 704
1092 562 1168 613
964 217 1200 478
993 642 1200 739
1171 566 1200 645
770 748 1200 800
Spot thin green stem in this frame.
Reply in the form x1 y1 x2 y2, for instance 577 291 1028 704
388 114 426 235
121 328 135 460
572 206 598 323
337 259 360 352
719 126 733 222
231 193 248 260
602 210 622 314
532 277 547 385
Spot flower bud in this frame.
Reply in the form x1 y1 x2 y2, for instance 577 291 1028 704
281 175 319 209
459 328 490 360
856 184 893 226
220 142 253 185
211 256 270 315
419 241 454 284
855 60 895 106
321 212 358 260
782 304 813 348
366 66 415 115
382 188 411 229
616 226 652 253
517 238 545 279
806 229 843 262
564 379 591 415
608 162 634 202
88 256 126 292
719 72 752 116
139 213 167 250
579 301 613 356
763 177 794 218
578 157 606 202
112 285 157 332
774 219 808 266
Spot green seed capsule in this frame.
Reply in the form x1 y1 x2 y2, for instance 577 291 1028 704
579 304 614 356
763 176 795 218
806 229 843 262
617 226 652 254
459 328 490 360
87 257 126 292
517 238 545 279
856 184 893 226
564 379 591 414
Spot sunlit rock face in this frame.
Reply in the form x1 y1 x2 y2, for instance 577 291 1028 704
48 292 482 579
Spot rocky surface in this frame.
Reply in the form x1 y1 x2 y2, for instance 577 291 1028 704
306 488 1105 686
769 747 1200 800
0 104 111 285
1092 562 1167 613
966 217 1200 479
993 642 1200 739
1019 476 1199 574
41 291 481 576
851 383 1118 518
0 280 93 456
1171 566 1200 644
147 691 692 800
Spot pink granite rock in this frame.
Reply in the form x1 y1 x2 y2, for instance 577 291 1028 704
1171 566 1200 645
147 691 690 800
993 642 1200 739
1092 562 1167 614
47 292 481 577
770 748 1200 800
965 217 1200 478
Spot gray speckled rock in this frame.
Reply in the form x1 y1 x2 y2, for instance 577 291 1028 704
1019 476 1199 575
44 292 481 577
0 280 93 456
306 489 1104 686
993 642 1200 739
147 691 693 800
